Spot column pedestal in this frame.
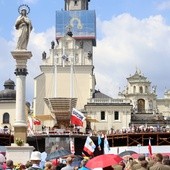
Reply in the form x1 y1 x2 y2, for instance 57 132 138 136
6 144 34 164
13 126 27 143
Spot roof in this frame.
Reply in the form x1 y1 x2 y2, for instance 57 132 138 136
127 70 150 84
35 114 54 121
92 90 112 99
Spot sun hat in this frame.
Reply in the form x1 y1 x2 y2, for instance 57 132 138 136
30 151 41 161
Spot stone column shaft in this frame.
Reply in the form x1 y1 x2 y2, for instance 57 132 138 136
15 73 26 125
11 51 32 142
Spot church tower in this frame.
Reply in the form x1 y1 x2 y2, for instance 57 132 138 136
65 0 90 10
33 0 96 127
122 70 157 114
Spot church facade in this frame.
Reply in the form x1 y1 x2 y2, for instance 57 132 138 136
85 70 170 133
1 0 170 134
26 0 170 132
33 0 96 128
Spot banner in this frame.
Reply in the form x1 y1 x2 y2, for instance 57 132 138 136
148 138 152 155
83 136 96 156
104 135 110 154
70 138 75 154
98 134 102 151
71 108 86 126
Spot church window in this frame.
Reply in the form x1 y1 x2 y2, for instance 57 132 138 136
101 111 105 120
3 112 10 123
145 86 148 93
75 54 79 63
149 100 153 110
133 86 136 93
65 42 68 48
114 111 119 120
74 0 78 6
139 86 143 93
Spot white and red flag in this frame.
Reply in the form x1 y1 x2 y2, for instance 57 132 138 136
71 108 86 126
83 136 96 156
148 138 152 155
33 117 41 125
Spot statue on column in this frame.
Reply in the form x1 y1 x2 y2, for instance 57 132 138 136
15 4 33 50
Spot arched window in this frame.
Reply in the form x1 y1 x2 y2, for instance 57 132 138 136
133 86 136 93
3 112 10 123
74 0 78 6
139 86 143 93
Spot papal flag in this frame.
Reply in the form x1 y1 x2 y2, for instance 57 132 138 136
83 136 96 156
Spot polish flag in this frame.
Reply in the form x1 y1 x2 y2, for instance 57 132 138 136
71 108 86 126
83 136 96 156
148 138 152 155
33 117 41 125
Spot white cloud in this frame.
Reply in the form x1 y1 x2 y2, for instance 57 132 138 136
94 13 170 98
156 0 170 10
0 27 55 103
27 27 55 102
1 13 170 103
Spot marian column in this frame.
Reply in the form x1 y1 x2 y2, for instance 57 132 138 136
12 4 33 143
6 4 34 164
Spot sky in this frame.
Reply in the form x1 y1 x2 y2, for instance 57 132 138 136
1 0 170 103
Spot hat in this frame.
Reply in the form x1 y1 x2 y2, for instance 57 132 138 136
30 151 41 161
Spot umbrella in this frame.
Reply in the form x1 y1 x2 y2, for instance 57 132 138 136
71 155 83 167
131 153 140 159
46 149 72 161
85 154 123 169
119 150 137 157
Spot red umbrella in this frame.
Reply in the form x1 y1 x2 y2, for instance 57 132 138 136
85 154 123 169
131 153 140 159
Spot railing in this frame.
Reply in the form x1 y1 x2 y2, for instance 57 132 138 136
88 98 131 104
27 128 95 137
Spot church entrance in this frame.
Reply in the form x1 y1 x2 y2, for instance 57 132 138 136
137 99 145 113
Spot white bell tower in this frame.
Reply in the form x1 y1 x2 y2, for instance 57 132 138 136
65 0 90 10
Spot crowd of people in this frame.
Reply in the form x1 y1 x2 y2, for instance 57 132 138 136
1 151 170 170
0 151 89 170
120 153 170 170
109 125 169 135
